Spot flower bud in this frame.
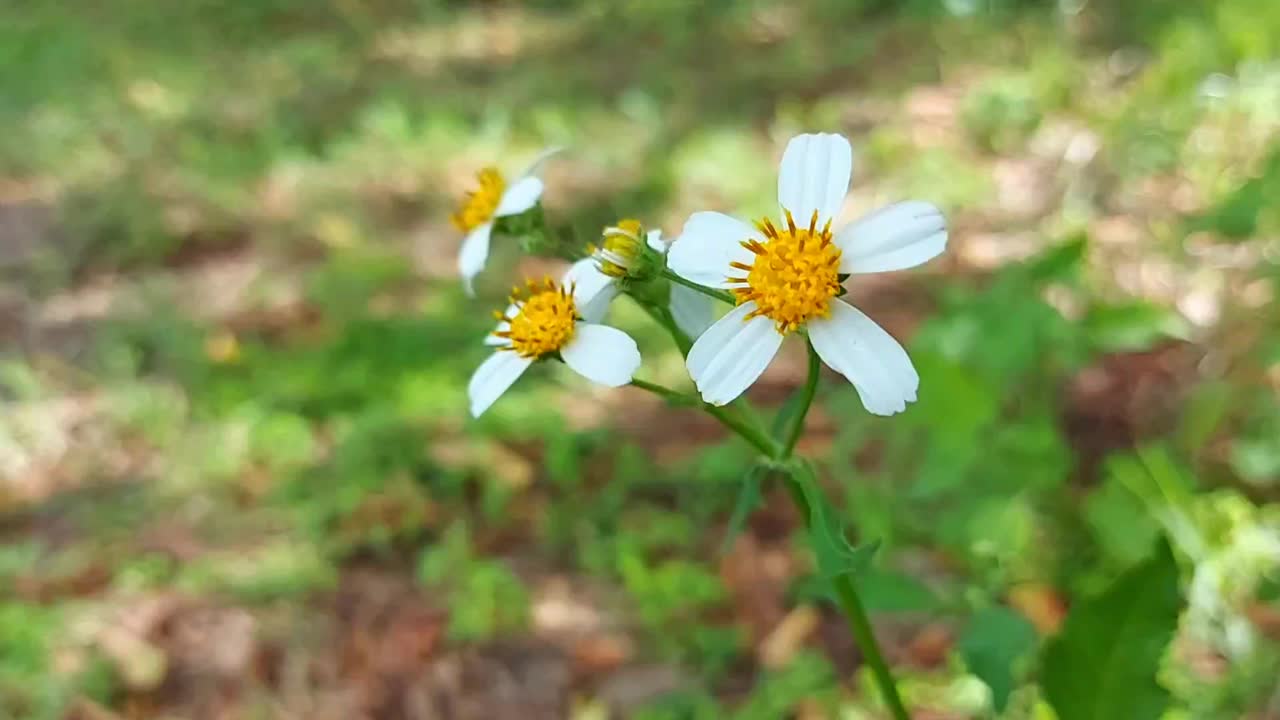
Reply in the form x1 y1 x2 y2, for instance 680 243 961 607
589 218 659 281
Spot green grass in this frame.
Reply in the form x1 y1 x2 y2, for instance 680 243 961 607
2 1 1279 717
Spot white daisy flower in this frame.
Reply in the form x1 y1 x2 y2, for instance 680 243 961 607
453 148 560 296
668 132 947 415
563 219 715 340
469 272 641 418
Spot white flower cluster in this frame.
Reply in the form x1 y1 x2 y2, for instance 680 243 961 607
454 133 947 419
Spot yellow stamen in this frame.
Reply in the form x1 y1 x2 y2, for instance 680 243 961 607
451 167 505 232
491 277 579 358
729 209 842 334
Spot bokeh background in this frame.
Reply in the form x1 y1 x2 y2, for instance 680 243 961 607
2 1 1279 718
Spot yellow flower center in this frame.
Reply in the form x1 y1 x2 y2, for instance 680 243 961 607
589 218 644 278
492 277 579 358
451 167 505 232
728 209 842 334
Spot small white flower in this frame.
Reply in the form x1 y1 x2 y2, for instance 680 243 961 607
564 219 714 340
453 148 560 296
468 270 641 418
668 132 947 414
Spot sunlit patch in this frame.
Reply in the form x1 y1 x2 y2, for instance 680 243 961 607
492 277 579 358
451 167 505 232
727 209 842 334
588 218 644 278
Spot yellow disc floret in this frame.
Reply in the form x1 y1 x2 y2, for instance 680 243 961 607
728 209 842 334
452 167 505 232
492 277 579 358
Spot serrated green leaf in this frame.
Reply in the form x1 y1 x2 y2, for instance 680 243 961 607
1041 539 1180 720
788 460 878 579
721 463 766 554
960 607 1038 712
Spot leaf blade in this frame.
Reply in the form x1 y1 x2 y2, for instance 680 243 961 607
1041 539 1180 720
960 607 1038 712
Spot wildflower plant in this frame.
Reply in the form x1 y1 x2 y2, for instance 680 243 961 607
453 133 948 719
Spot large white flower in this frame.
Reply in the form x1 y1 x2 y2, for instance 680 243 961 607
562 219 714 339
468 269 641 418
453 149 559 296
668 133 946 415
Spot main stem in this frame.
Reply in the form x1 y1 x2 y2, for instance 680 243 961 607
833 574 911 718
631 315 910 718
778 343 911 720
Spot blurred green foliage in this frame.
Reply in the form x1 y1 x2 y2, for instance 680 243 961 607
2 0 1279 718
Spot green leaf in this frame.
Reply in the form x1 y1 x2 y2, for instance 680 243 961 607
1084 478 1160 572
857 569 943 613
1178 380 1234 455
788 459 878 579
1041 539 1181 720
1229 437 1280 484
721 463 766 554
960 607 1038 712
1083 302 1188 352
1021 234 1086 285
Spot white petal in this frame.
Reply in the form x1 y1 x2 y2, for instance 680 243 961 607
468 351 533 417
777 133 852 226
494 176 544 217
670 285 714 339
518 146 564 178
668 212 760 289
808 300 919 416
560 323 640 387
645 228 666 252
563 258 617 323
458 222 493 296
685 302 783 406
835 201 946 274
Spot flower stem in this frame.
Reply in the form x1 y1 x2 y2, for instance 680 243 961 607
629 379 779 457
781 340 821 457
833 573 912 719
636 299 693 356
632 319 909 718
776 342 912 720
661 269 736 305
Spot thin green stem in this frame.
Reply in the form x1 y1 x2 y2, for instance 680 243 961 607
628 378 698 406
704 404 780 458
773 344 911 720
781 340 821 457
636 299 693 356
661 269 736 305
632 300 909 717
833 575 912 719
629 379 779 457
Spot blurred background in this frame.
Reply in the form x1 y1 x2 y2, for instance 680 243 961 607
2 1 1279 718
